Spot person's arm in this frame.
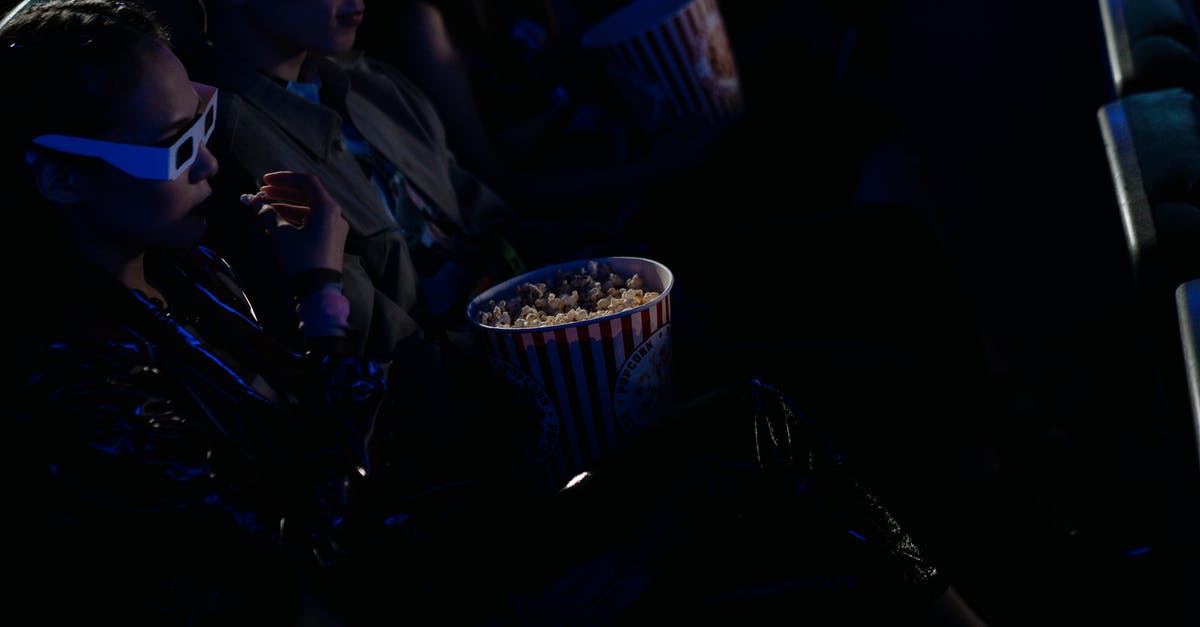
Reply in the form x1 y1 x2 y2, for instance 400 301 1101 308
9 296 397 620
370 2 722 219
15 342 295 539
387 1 510 190
241 171 353 352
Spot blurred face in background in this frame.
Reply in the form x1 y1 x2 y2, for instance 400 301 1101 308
243 0 365 56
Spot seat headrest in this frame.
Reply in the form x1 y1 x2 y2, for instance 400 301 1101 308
1 0 43 29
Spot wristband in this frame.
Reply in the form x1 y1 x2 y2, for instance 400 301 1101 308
296 287 351 338
290 268 344 299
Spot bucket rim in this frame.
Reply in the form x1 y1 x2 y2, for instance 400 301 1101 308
466 256 674 334
579 0 697 48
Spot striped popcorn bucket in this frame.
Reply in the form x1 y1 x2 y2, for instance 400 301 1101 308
467 257 674 495
580 0 744 132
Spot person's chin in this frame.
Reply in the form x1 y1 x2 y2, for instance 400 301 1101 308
174 215 208 248
323 27 358 53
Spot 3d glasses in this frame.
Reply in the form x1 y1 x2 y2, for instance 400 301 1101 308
30 82 217 181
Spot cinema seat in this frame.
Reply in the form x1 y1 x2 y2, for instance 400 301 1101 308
1100 0 1200 96
1099 87 1200 553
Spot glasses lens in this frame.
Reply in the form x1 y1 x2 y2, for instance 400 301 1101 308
174 136 194 170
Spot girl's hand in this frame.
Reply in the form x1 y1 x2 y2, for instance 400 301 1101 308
241 171 349 276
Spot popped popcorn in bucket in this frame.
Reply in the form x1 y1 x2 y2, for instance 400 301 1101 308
466 257 674 494
476 259 662 329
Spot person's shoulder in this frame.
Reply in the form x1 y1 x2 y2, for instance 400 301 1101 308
335 50 446 131
339 50 429 99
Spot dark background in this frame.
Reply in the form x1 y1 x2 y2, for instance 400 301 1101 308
3 0 1195 624
656 1 1199 625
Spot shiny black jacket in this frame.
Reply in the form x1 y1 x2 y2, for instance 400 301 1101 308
6 246 389 626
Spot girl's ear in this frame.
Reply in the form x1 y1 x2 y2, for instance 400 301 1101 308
26 150 83 205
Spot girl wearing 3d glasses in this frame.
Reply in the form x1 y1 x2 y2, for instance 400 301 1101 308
1 1 386 624
0 2 991 626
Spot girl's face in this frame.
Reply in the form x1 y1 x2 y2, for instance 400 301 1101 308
244 0 365 57
69 43 219 252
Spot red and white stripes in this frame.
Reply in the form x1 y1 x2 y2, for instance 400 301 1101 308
600 0 744 129
470 255 676 490
485 293 673 492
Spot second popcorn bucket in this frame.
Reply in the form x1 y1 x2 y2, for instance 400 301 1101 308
580 0 745 132
467 257 675 494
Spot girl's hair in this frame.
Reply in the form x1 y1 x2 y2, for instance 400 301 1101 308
0 0 173 286
1 0 171 138
0 0 172 223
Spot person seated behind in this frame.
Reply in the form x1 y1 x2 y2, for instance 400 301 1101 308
355 0 718 222
190 0 638 486
189 0 751 430
193 0 627 367
1 3 990 625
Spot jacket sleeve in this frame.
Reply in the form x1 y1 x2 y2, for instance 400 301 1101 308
7 341 306 623
14 340 301 548
165 246 396 539
8 320 392 618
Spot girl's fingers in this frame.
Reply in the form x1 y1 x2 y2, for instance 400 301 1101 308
256 184 311 205
265 171 333 207
261 171 310 187
257 204 292 231
265 202 311 225
256 171 340 228
255 202 310 229
242 192 311 224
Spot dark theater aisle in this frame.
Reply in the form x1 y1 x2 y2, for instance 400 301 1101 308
825 0 1200 625
2 0 1195 624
